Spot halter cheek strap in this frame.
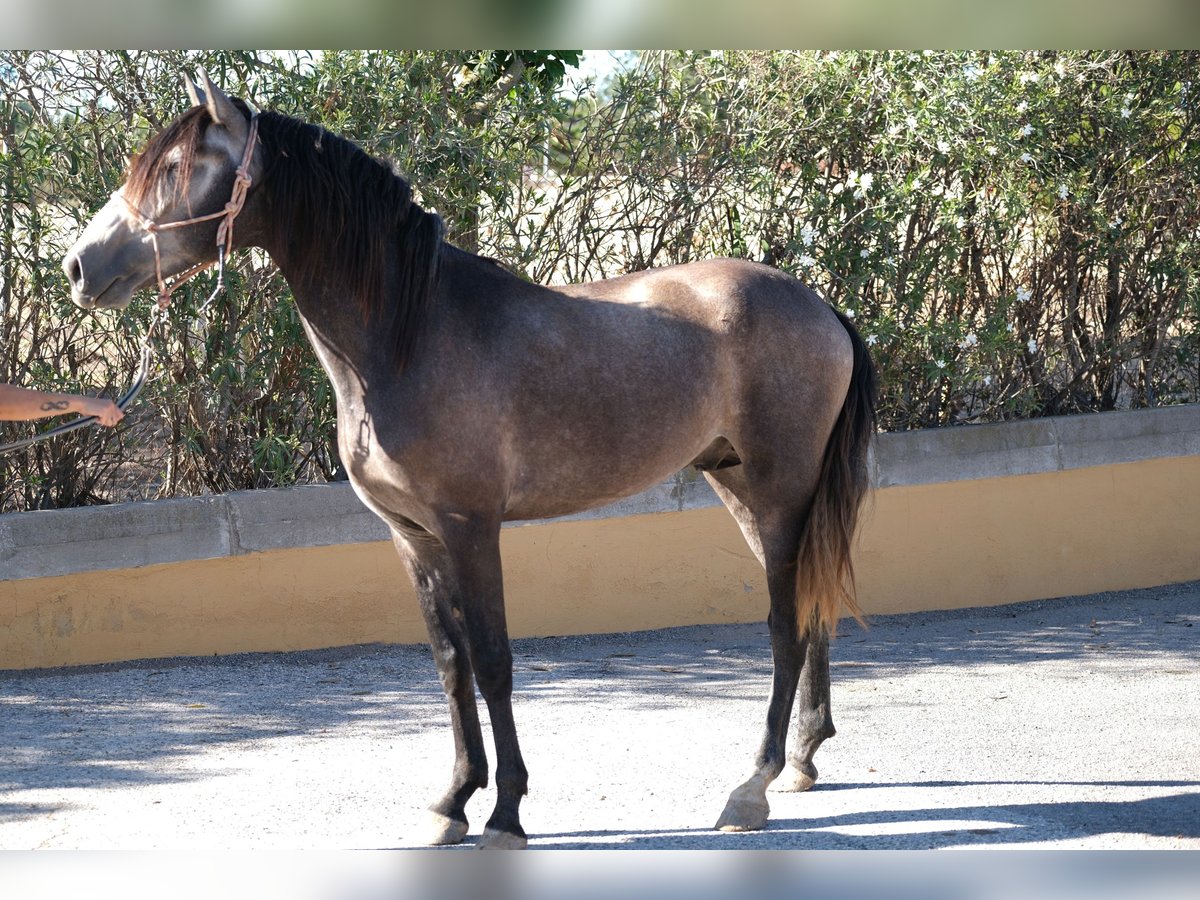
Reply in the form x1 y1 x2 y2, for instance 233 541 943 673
120 113 259 310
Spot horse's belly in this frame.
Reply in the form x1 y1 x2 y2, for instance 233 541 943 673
501 429 714 521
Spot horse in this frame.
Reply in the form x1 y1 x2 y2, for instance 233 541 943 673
62 72 877 848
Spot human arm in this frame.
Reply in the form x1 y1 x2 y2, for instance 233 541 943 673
0 384 125 426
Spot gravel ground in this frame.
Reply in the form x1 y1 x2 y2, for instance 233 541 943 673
1 580 1197 850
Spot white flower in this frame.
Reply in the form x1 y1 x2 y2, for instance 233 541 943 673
866 334 879 346
845 308 856 318
1016 100 1028 113
914 79 927 93
964 64 982 80
800 223 815 247
1021 123 1033 137
935 359 947 369
859 248 869 258
986 145 997 156
1020 72 1040 85
1016 287 1032 303
859 172 874 191
1121 106 1131 119
1020 151 1034 163
1054 61 1066 77
1006 322 1016 333
984 375 993 386
955 216 966 229
1110 214 1123 228
937 140 950 153
906 115 918 129
1058 184 1069 200
1027 338 1039 354
959 332 978 349
853 188 865 200
798 253 816 267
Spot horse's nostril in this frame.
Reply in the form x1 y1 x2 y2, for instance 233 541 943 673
64 252 84 289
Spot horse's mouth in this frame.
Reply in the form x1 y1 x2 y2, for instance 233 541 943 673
73 274 142 311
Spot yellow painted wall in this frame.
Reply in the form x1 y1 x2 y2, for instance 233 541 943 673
2 455 1198 670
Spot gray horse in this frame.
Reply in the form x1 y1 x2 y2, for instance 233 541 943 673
63 72 877 848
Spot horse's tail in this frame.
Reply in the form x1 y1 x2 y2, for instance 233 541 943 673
795 309 878 636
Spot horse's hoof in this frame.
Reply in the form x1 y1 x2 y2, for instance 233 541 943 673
715 785 770 832
772 762 817 793
424 810 469 846
476 825 528 849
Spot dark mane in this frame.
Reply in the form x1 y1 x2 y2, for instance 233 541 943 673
128 105 444 372
257 111 444 372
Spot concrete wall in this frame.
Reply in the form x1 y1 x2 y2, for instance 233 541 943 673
2 405 1198 669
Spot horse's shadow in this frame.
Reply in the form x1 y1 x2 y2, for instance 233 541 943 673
525 784 1200 849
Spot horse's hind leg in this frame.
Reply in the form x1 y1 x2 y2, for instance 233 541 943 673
704 468 810 832
774 627 835 793
392 529 490 845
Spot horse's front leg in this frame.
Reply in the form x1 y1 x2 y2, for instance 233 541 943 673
393 529 489 845
404 516 529 849
446 517 529 849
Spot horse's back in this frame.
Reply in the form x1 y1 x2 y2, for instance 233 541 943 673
559 257 837 330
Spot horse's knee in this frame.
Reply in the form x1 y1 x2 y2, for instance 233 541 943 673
432 642 472 695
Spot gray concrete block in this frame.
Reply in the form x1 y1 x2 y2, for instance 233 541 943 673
874 418 1061 487
225 483 388 553
0 496 232 580
1055 405 1200 470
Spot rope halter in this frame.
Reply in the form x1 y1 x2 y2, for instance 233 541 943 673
119 113 259 311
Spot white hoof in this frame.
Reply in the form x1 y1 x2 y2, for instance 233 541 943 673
476 826 528 849
715 782 770 832
772 763 817 793
424 810 469 846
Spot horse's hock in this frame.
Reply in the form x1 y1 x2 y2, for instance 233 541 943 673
2 404 1197 671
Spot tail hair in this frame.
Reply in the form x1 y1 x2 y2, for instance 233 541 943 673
795 309 878 636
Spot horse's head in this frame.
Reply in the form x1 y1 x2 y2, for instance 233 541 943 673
63 71 262 311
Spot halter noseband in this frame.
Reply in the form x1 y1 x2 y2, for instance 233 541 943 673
119 113 259 310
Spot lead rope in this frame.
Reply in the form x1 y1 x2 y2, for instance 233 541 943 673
0 115 258 456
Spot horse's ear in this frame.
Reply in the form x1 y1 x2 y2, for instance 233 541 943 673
184 74 205 108
198 68 248 142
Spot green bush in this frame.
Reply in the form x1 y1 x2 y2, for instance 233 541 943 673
1 50 1196 511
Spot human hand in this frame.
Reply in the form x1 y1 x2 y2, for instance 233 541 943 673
82 398 125 426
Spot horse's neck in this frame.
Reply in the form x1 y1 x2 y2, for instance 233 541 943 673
278 244 522 403
284 277 379 402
